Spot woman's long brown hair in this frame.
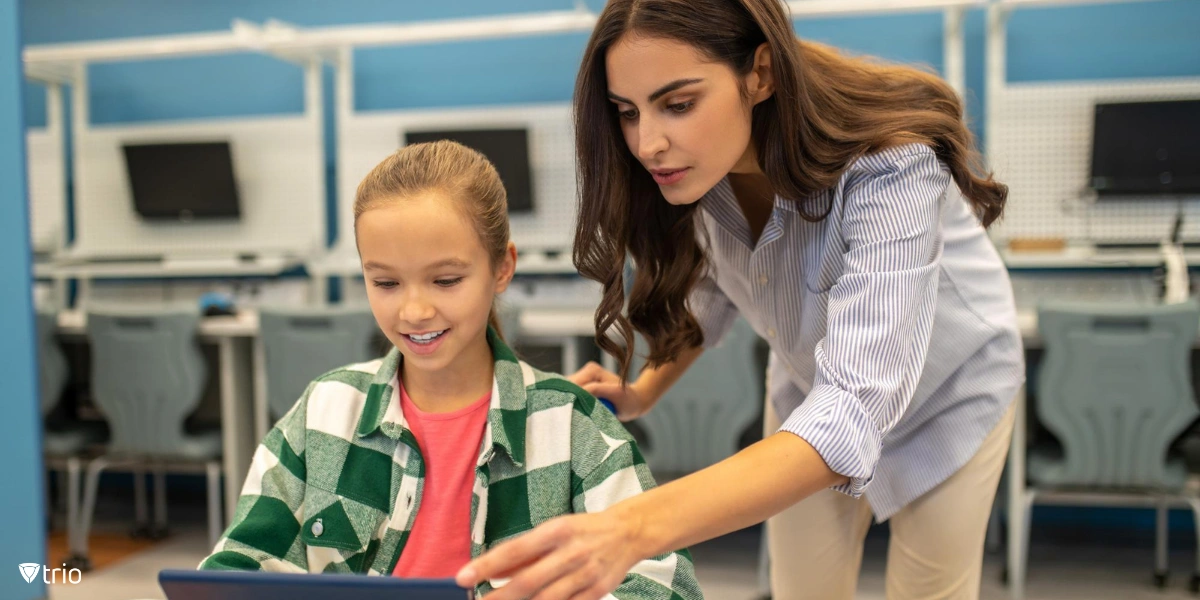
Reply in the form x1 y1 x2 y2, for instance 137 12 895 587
573 0 1007 380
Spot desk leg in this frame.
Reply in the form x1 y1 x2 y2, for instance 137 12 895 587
77 278 92 308
1007 384 1027 600
562 336 580 375
218 337 256 526
53 276 68 309
310 275 329 306
253 338 269 443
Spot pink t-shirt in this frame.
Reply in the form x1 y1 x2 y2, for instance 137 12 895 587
391 381 490 579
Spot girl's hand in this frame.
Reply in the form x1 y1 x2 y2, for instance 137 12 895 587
455 509 641 600
568 362 652 422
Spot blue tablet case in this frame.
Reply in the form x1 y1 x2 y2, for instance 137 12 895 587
159 569 474 600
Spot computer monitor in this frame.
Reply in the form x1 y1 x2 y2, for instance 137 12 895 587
122 141 241 221
1090 99 1200 198
403 128 534 213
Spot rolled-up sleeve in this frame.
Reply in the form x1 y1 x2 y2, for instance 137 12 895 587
779 148 949 497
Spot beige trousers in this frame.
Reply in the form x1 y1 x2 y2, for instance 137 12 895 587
764 398 1015 600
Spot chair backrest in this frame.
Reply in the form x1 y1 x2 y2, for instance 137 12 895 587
632 317 764 474
1036 300 1200 489
259 307 380 421
35 309 69 418
86 308 207 456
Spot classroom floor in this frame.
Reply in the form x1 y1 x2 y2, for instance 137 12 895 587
41 510 1200 600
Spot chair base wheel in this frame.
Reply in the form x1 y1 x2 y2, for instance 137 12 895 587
62 554 91 573
131 524 168 540
130 524 150 539
1155 570 1168 589
1190 572 1200 593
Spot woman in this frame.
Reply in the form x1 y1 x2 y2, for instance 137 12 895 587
457 1 1023 598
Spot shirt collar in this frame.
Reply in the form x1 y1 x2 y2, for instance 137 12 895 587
354 326 529 467
698 177 794 247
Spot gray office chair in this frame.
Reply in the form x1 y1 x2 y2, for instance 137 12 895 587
37 310 69 418
36 309 105 569
38 309 106 457
73 307 223 571
257 306 379 436
1013 301 1200 592
630 317 764 475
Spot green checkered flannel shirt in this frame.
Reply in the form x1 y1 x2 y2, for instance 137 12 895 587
199 328 703 600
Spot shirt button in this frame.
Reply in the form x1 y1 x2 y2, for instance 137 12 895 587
768 328 777 338
759 274 769 285
311 519 323 537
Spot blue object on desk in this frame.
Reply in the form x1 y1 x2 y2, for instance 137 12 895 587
198 292 236 317
598 398 616 414
158 569 472 600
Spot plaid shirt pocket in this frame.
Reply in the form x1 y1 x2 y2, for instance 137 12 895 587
301 485 388 573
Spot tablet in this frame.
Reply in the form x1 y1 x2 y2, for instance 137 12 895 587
158 569 473 600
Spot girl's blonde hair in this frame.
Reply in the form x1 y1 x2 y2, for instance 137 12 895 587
355 140 511 339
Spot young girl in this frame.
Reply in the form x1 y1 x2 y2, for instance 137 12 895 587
460 1 1023 599
199 141 703 600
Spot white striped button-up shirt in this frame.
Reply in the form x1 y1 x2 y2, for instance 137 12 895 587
690 143 1025 519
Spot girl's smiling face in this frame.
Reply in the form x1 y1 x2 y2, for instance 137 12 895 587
357 191 515 379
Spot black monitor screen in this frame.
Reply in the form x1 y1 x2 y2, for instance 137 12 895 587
122 141 241 220
403 128 534 212
1090 99 1200 197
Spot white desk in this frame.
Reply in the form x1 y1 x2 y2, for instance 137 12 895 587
57 310 259 525
45 256 299 278
38 256 315 307
1003 244 1200 269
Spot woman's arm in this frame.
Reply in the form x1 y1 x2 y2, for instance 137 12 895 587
456 431 844 600
570 345 705 421
618 428 846 555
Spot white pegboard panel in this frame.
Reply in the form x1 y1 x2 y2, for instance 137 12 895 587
335 103 576 257
988 77 1200 244
27 127 66 253
72 116 326 259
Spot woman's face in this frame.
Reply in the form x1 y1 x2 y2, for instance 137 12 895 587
605 34 774 205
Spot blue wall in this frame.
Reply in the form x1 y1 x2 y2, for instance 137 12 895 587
3 0 47 598
20 1 1200 130
17 0 1200 246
